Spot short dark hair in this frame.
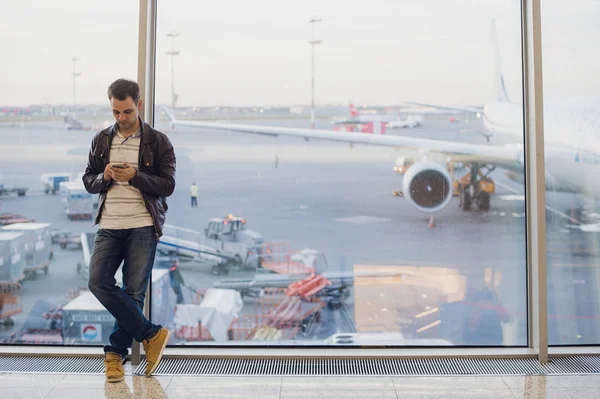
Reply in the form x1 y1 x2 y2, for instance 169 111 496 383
107 79 140 102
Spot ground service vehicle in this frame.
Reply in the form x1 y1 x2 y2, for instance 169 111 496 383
204 215 264 268
0 183 27 197
159 215 265 275
41 173 70 195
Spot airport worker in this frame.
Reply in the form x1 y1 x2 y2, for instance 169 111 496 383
168 258 186 304
190 182 198 207
82 78 176 383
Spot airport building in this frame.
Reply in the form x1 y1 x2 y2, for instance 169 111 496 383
0 0 599 397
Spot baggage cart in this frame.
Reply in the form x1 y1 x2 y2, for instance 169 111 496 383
0 281 23 325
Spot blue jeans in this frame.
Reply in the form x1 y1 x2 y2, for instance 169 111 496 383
88 226 161 358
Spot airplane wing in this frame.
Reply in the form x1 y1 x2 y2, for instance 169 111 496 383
404 101 483 115
165 110 522 171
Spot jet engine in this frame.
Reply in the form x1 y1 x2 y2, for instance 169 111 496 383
401 162 453 213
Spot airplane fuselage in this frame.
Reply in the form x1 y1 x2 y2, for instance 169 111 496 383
483 100 600 195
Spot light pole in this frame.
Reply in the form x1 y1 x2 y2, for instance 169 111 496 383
165 32 180 110
72 56 81 109
309 16 323 129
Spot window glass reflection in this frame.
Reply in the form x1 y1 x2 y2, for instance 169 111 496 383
153 0 527 346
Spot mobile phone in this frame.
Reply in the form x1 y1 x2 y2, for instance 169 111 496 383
112 162 125 169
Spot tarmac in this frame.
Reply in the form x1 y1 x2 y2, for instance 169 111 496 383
0 116 599 346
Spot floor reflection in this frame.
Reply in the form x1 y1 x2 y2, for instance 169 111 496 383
104 376 168 399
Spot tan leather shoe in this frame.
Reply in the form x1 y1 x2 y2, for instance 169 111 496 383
142 328 171 376
104 352 125 383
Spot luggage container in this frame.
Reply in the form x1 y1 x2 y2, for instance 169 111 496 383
59 181 81 204
151 268 177 328
0 232 26 283
61 290 113 345
65 186 93 220
174 288 243 342
1 223 52 278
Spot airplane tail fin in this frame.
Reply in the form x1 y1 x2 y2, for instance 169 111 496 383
349 101 359 117
491 20 510 103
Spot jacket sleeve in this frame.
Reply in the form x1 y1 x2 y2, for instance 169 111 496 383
130 137 176 197
82 135 112 194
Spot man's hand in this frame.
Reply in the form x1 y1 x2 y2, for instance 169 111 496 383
103 164 113 182
111 162 137 182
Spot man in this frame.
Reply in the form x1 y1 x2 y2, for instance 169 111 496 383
83 79 176 383
190 182 198 207
168 258 185 304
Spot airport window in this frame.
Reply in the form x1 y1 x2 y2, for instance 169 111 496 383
0 1 138 347
153 0 528 346
542 0 600 345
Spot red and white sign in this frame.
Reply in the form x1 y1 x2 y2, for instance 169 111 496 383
81 324 102 342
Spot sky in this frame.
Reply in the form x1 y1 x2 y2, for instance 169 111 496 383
0 0 599 107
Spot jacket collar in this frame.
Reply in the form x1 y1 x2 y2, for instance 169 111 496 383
104 117 156 144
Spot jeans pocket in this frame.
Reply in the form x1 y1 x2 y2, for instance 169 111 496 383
131 225 156 238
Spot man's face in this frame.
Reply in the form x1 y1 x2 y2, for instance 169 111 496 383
111 96 142 131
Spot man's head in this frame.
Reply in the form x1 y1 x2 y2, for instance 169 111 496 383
107 79 142 131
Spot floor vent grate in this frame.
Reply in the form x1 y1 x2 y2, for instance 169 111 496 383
1 355 600 376
0 356 104 374
135 356 599 376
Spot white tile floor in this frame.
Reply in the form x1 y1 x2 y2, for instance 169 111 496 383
2 372 600 398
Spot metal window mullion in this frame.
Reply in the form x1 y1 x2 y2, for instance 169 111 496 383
522 0 548 364
132 0 157 366
143 0 157 126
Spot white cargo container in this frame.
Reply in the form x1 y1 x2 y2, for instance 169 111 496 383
65 186 93 220
61 290 113 345
0 232 26 282
62 269 175 345
59 181 80 203
151 269 177 329
1 223 52 276
60 181 98 209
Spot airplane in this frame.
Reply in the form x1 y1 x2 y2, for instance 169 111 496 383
331 102 422 129
386 118 422 129
163 22 598 226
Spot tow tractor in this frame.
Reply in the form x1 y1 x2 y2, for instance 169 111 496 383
451 163 496 211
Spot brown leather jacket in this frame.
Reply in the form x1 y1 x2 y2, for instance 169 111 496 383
82 118 176 237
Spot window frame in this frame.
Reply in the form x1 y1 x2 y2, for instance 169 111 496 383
2 0 584 364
